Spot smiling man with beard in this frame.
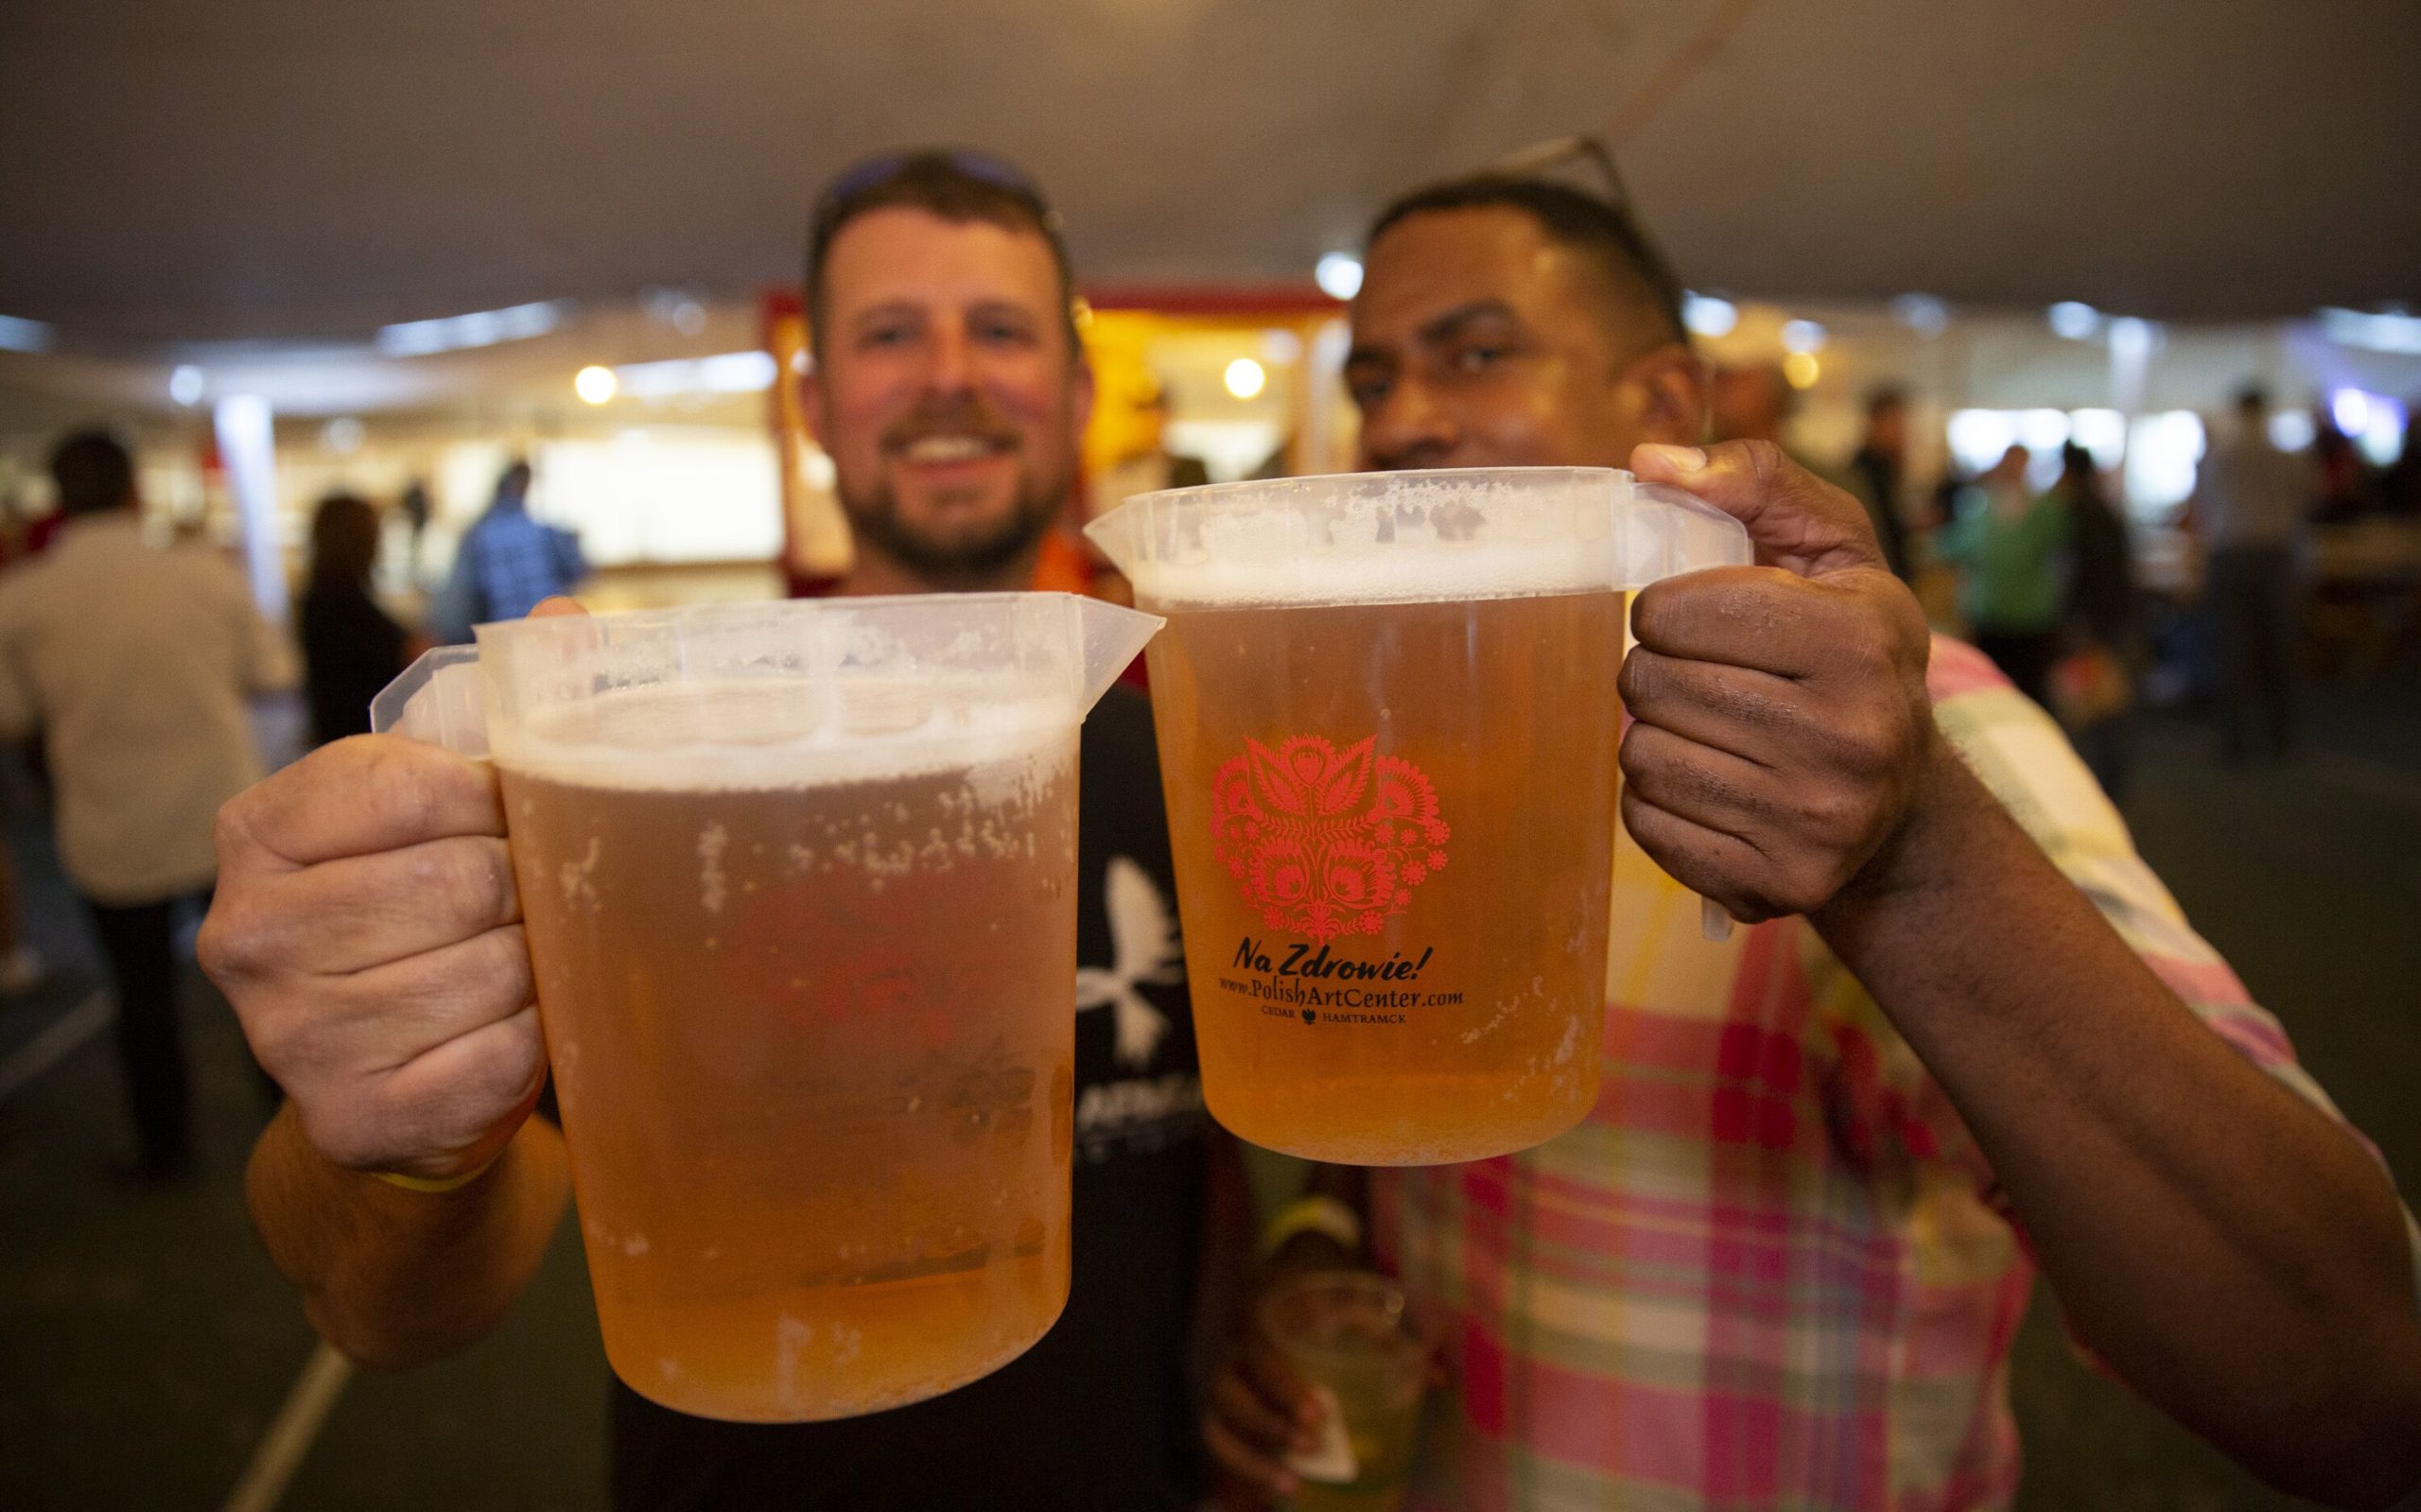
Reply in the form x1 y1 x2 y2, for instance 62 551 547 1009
803 165 1089 594
202 151 1235 1512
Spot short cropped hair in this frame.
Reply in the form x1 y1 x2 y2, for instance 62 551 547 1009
308 493 382 588
1365 176 1687 350
806 149 1079 356
48 428 135 517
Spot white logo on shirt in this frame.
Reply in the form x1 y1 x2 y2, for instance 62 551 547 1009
1075 855 1184 1068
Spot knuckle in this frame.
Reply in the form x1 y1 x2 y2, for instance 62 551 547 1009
1797 783 1863 843
211 793 257 865
486 1016 548 1097
1832 615 1893 678
484 925 538 999
1831 718 1898 783
1617 722 1669 784
196 894 274 983
1789 859 1845 913
425 837 517 930
367 741 446 841
193 905 242 981
1617 648 1663 709
244 1012 306 1077
1732 437 1786 481
1629 581 1677 645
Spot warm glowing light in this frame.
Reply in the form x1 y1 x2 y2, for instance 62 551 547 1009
1224 357 1266 400
575 365 618 405
1781 351 1820 389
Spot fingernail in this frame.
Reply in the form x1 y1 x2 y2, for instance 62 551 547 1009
1640 443 1706 473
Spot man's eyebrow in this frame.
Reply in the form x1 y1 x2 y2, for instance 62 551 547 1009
1347 300 1520 370
845 300 925 330
1416 299 1521 345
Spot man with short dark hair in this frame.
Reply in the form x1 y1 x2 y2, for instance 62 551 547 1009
0 427 292 1178
203 152 1229 1511
1845 384 1915 580
1209 173 2421 1511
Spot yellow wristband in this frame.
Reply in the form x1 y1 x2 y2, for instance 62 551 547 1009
374 1158 497 1194
1260 1193 1365 1260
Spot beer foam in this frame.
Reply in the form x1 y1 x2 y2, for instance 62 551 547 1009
1122 476 1615 609
1129 539 1611 610
491 679 1075 794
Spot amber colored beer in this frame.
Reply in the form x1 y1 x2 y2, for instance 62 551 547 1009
1144 589 1626 1164
498 710 1078 1421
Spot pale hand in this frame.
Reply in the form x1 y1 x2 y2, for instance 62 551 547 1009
197 600 583 1180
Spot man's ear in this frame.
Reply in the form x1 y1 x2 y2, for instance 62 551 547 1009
1624 343 1709 446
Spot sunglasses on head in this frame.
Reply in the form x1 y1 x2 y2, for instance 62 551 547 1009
814 148 1062 231
1483 134 1640 216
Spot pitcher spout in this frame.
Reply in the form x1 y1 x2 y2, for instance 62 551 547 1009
1081 503 1141 580
1071 596 1163 711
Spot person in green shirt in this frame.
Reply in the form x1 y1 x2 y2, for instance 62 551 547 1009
1939 442 2071 704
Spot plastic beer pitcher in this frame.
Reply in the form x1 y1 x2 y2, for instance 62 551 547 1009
1087 467 1747 1165
373 592 1160 1421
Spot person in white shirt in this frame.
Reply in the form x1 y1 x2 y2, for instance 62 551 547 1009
0 430 294 1179
2188 386 2308 761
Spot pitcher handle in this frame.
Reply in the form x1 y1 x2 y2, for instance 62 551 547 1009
369 645 490 757
1620 480 1746 941
1616 480 1752 586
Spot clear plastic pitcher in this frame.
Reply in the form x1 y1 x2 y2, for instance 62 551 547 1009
373 592 1160 1421
1087 468 1747 1165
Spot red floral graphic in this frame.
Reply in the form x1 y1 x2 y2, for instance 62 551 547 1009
1209 736 1451 942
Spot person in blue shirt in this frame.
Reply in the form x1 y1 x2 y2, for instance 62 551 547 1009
428 460 588 641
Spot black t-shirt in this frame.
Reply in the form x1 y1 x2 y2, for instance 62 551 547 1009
608 686 1211 1511
298 580 409 746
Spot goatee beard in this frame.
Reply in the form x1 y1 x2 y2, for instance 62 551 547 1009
842 483 1061 585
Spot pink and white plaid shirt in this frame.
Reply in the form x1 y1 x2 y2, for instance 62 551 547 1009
1371 637 2416 1511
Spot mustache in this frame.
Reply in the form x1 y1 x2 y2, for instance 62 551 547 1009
880 404 1019 453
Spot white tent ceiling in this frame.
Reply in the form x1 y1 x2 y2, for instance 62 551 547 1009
2 0 2415 352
